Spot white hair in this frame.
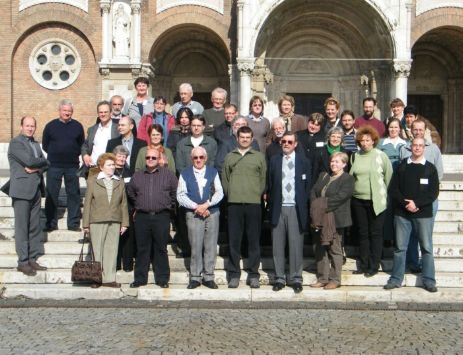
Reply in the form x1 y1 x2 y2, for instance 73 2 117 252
211 87 227 100
190 146 207 158
59 99 73 110
179 83 193 94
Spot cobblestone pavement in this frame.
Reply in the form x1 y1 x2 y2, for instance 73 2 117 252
1 307 462 354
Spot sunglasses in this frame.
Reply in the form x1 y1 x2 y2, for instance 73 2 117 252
145 156 158 160
193 156 205 160
280 139 294 145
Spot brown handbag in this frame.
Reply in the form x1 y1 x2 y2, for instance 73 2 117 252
71 232 102 284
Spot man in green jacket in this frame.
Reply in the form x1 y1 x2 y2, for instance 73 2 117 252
222 126 266 288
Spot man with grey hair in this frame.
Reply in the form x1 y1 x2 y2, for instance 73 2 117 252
203 87 228 131
177 146 224 289
43 99 84 232
215 116 259 173
171 83 204 117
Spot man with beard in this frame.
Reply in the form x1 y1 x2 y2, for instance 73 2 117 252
354 97 385 137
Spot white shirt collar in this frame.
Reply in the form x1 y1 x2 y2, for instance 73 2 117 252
193 166 206 174
284 151 296 160
97 172 120 180
383 136 406 145
407 156 426 165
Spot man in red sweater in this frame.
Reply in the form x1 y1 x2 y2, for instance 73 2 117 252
354 97 385 137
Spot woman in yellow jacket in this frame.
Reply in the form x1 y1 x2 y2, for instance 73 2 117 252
83 153 129 288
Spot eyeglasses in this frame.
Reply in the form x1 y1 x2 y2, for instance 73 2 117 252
193 156 205 160
145 156 158 160
280 139 294 145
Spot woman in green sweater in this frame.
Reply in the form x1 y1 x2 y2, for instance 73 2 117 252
350 126 392 277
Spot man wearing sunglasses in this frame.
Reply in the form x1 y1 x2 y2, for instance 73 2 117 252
222 126 267 289
267 132 311 293
127 149 178 288
177 147 224 289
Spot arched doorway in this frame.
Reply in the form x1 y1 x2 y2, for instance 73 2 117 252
253 0 394 118
149 25 230 110
409 26 463 153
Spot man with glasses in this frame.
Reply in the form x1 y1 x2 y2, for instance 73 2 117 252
127 149 178 288
267 132 311 293
177 147 224 289
222 126 266 289
385 137 439 292
106 116 146 175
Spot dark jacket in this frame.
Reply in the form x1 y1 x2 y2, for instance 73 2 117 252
310 172 355 228
81 121 119 157
296 129 325 162
106 135 147 175
267 152 311 233
312 146 350 183
213 121 233 147
166 126 190 156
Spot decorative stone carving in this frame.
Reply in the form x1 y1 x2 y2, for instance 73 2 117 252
29 39 81 90
252 65 273 84
113 3 131 59
237 60 255 75
19 0 88 12
100 0 110 13
393 60 412 78
131 1 141 15
156 0 224 15
100 67 110 78
131 64 155 80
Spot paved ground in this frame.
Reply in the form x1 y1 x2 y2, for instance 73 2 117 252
1 307 462 354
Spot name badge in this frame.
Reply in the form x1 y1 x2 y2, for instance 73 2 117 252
124 177 131 183
302 174 307 180
316 142 324 147
420 178 429 185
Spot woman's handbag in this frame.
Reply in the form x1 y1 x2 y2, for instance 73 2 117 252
71 232 102 284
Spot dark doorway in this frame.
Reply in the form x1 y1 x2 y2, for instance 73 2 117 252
288 93 331 116
172 92 212 110
407 95 443 137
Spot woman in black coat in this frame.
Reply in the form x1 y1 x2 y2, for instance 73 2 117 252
310 152 354 289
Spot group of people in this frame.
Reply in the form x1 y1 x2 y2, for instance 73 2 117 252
6 77 442 293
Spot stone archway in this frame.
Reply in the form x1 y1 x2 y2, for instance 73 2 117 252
409 26 463 153
149 25 230 109
253 0 394 118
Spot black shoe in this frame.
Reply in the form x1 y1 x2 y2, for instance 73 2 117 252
292 283 303 294
246 278 260 289
202 280 218 289
187 280 201 289
129 281 147 288
272 282 285 292
123 267 133 272
409 267 422 274
352 270 365 275
68 226 82 232
43 226 57 233
156 281 169 288
383 283 400 290
424 285 438 293
29 260 47 271
365 271 378 278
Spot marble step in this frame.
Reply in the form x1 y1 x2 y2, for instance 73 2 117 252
1 268 462 288
0 255 462 273
3 284 463 303
437 191 463 200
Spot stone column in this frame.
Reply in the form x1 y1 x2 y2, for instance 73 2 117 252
237 59 255 115
100 0 111 63
131 0 141 64
393 60 412 104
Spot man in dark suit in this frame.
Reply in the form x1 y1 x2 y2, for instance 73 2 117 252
106 116 146 175
7 116 49 276
81 101 119 174
267 131 311 293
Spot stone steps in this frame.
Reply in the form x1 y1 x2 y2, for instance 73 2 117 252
2 284 463 303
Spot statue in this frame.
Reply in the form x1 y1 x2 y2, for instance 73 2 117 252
113 4 130 59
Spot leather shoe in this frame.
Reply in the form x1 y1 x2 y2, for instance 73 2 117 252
384 283 400 290
365 271 378 278
202 280 218 289
156 281 169 288
68 226 82 232
102 282 121 288
17 264 37 276
129 281 147 288
247 278 260 289
292 283 303 294
324 281 340 290
43 226 57 233
310 281 328 288
187 280 201 289
424 285 438 293
90 283 101 288
352 270 365 275
29 260 47 271
272 282 285 292
228 278 240 288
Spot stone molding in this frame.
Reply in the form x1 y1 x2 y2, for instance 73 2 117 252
237 59 255 75
156 0 224 14
393 60 412 78
19 0 88 12
416 0 463 16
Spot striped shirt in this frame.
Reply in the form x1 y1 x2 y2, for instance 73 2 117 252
127 166 178 213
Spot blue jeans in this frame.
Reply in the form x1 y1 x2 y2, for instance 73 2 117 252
45 166 81 229
388 215 436 288
406 199 438 270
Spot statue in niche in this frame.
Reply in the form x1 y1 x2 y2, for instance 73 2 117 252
113 4 130 58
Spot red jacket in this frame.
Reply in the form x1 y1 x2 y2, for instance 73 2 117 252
137 112 175 145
